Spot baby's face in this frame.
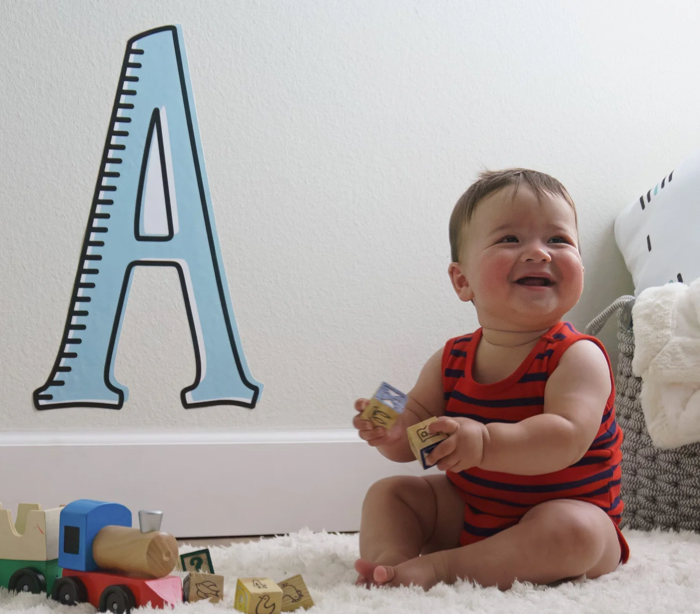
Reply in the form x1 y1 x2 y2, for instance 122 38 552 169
450 186 584 332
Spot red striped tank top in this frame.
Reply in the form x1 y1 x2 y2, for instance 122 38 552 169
442 321 624 525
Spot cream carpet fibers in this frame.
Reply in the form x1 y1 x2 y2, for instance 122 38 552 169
2 528 700 613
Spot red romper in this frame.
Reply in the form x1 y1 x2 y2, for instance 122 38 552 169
442 321 630 564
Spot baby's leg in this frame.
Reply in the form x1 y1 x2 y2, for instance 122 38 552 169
372 498 622 590
355 474 463 584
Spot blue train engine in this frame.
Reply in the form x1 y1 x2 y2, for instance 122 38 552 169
52 499 182 612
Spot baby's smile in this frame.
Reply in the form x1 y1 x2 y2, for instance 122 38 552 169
515 276 554 287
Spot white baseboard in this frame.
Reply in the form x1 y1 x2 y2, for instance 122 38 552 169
0 430 430 538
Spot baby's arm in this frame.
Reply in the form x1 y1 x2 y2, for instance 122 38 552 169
428 340 611 475
354 348 446 463
482 339 611 474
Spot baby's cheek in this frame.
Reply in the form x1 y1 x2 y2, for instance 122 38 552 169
481 255 513 283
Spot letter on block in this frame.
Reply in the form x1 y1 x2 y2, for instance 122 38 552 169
183 571 224 603
360 382 407 430
279 574 314 611
407 417 449 469
235 577 283 614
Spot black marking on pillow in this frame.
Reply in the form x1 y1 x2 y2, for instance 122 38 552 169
670 171 674 182
647 190 652 203
662 177 665 188
678 273 683 282
639 196 645 210
647 235 651 251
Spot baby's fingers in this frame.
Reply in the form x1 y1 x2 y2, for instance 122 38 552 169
425 436 455 467
429 416 458 435
354 398 370 413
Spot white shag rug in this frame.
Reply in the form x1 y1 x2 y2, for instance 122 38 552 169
2 528 700 613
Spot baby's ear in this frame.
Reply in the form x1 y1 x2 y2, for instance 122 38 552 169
448 262 474 303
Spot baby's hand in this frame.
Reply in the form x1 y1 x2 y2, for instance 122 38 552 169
353 398 401 448
426 416 488 473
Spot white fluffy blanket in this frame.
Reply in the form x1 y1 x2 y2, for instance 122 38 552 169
632 279 700 448
2 529 700 613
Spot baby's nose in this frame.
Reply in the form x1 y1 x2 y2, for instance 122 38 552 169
523 245 552 262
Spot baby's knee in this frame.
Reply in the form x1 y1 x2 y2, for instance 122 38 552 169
544 506 606 563
362 475 431 509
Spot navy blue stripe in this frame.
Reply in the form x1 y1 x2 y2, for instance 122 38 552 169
450 349 467 358
464 503 521 519
462 493 536 510
462 521 510 538
535 349 554 359
590 437 617 452
563 322 576 333
601 408 612 424
462 482 616 510
456 465 616 493
451 390 544 408
590 424 620 450
445 369 464 378
571 455 611 467
518 372 548 383
453 336 473 345
553 333 566 340
593 422 616 445
445 410 518 425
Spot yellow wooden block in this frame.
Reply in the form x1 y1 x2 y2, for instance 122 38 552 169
360 398 400 429
0 504 61 561
360 382 407 430
234 577 283 614
279 574 314 611
407 417 449 469
183 571 224 603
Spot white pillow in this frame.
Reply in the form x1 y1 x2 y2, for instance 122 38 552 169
614 148 700 295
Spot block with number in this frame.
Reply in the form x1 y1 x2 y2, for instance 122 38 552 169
360 382 407 430
234 577 283 614
183 571 224 603
407 417 449 469
279 574 314 611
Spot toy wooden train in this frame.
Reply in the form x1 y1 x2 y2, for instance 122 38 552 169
0 499 181 612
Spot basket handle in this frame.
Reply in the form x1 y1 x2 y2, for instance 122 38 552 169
584 296 636 337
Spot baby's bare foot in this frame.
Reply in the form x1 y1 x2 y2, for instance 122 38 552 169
355 559 380 586
355 555 445 590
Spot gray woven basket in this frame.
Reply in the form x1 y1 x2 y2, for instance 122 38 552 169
586 296 700 532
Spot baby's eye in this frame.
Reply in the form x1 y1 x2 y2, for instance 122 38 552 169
498 236 518 243
549 236 569 244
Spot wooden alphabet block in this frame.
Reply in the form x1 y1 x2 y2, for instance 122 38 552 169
407 417 449 469
183 571 224 603
279 574 314 611
360 382 407 430
179 548 214 574
235 578 283 614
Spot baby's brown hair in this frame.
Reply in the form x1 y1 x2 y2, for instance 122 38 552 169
449 168 578 262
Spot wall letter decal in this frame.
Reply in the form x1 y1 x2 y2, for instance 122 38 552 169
34 26 262 410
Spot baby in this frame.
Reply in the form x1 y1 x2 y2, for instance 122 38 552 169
353 168 628 590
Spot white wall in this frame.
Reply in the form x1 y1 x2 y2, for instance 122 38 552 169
2 1 700 505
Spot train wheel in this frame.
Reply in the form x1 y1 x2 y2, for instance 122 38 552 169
51 577 88 605
8 568 46 594
99 584 136 614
